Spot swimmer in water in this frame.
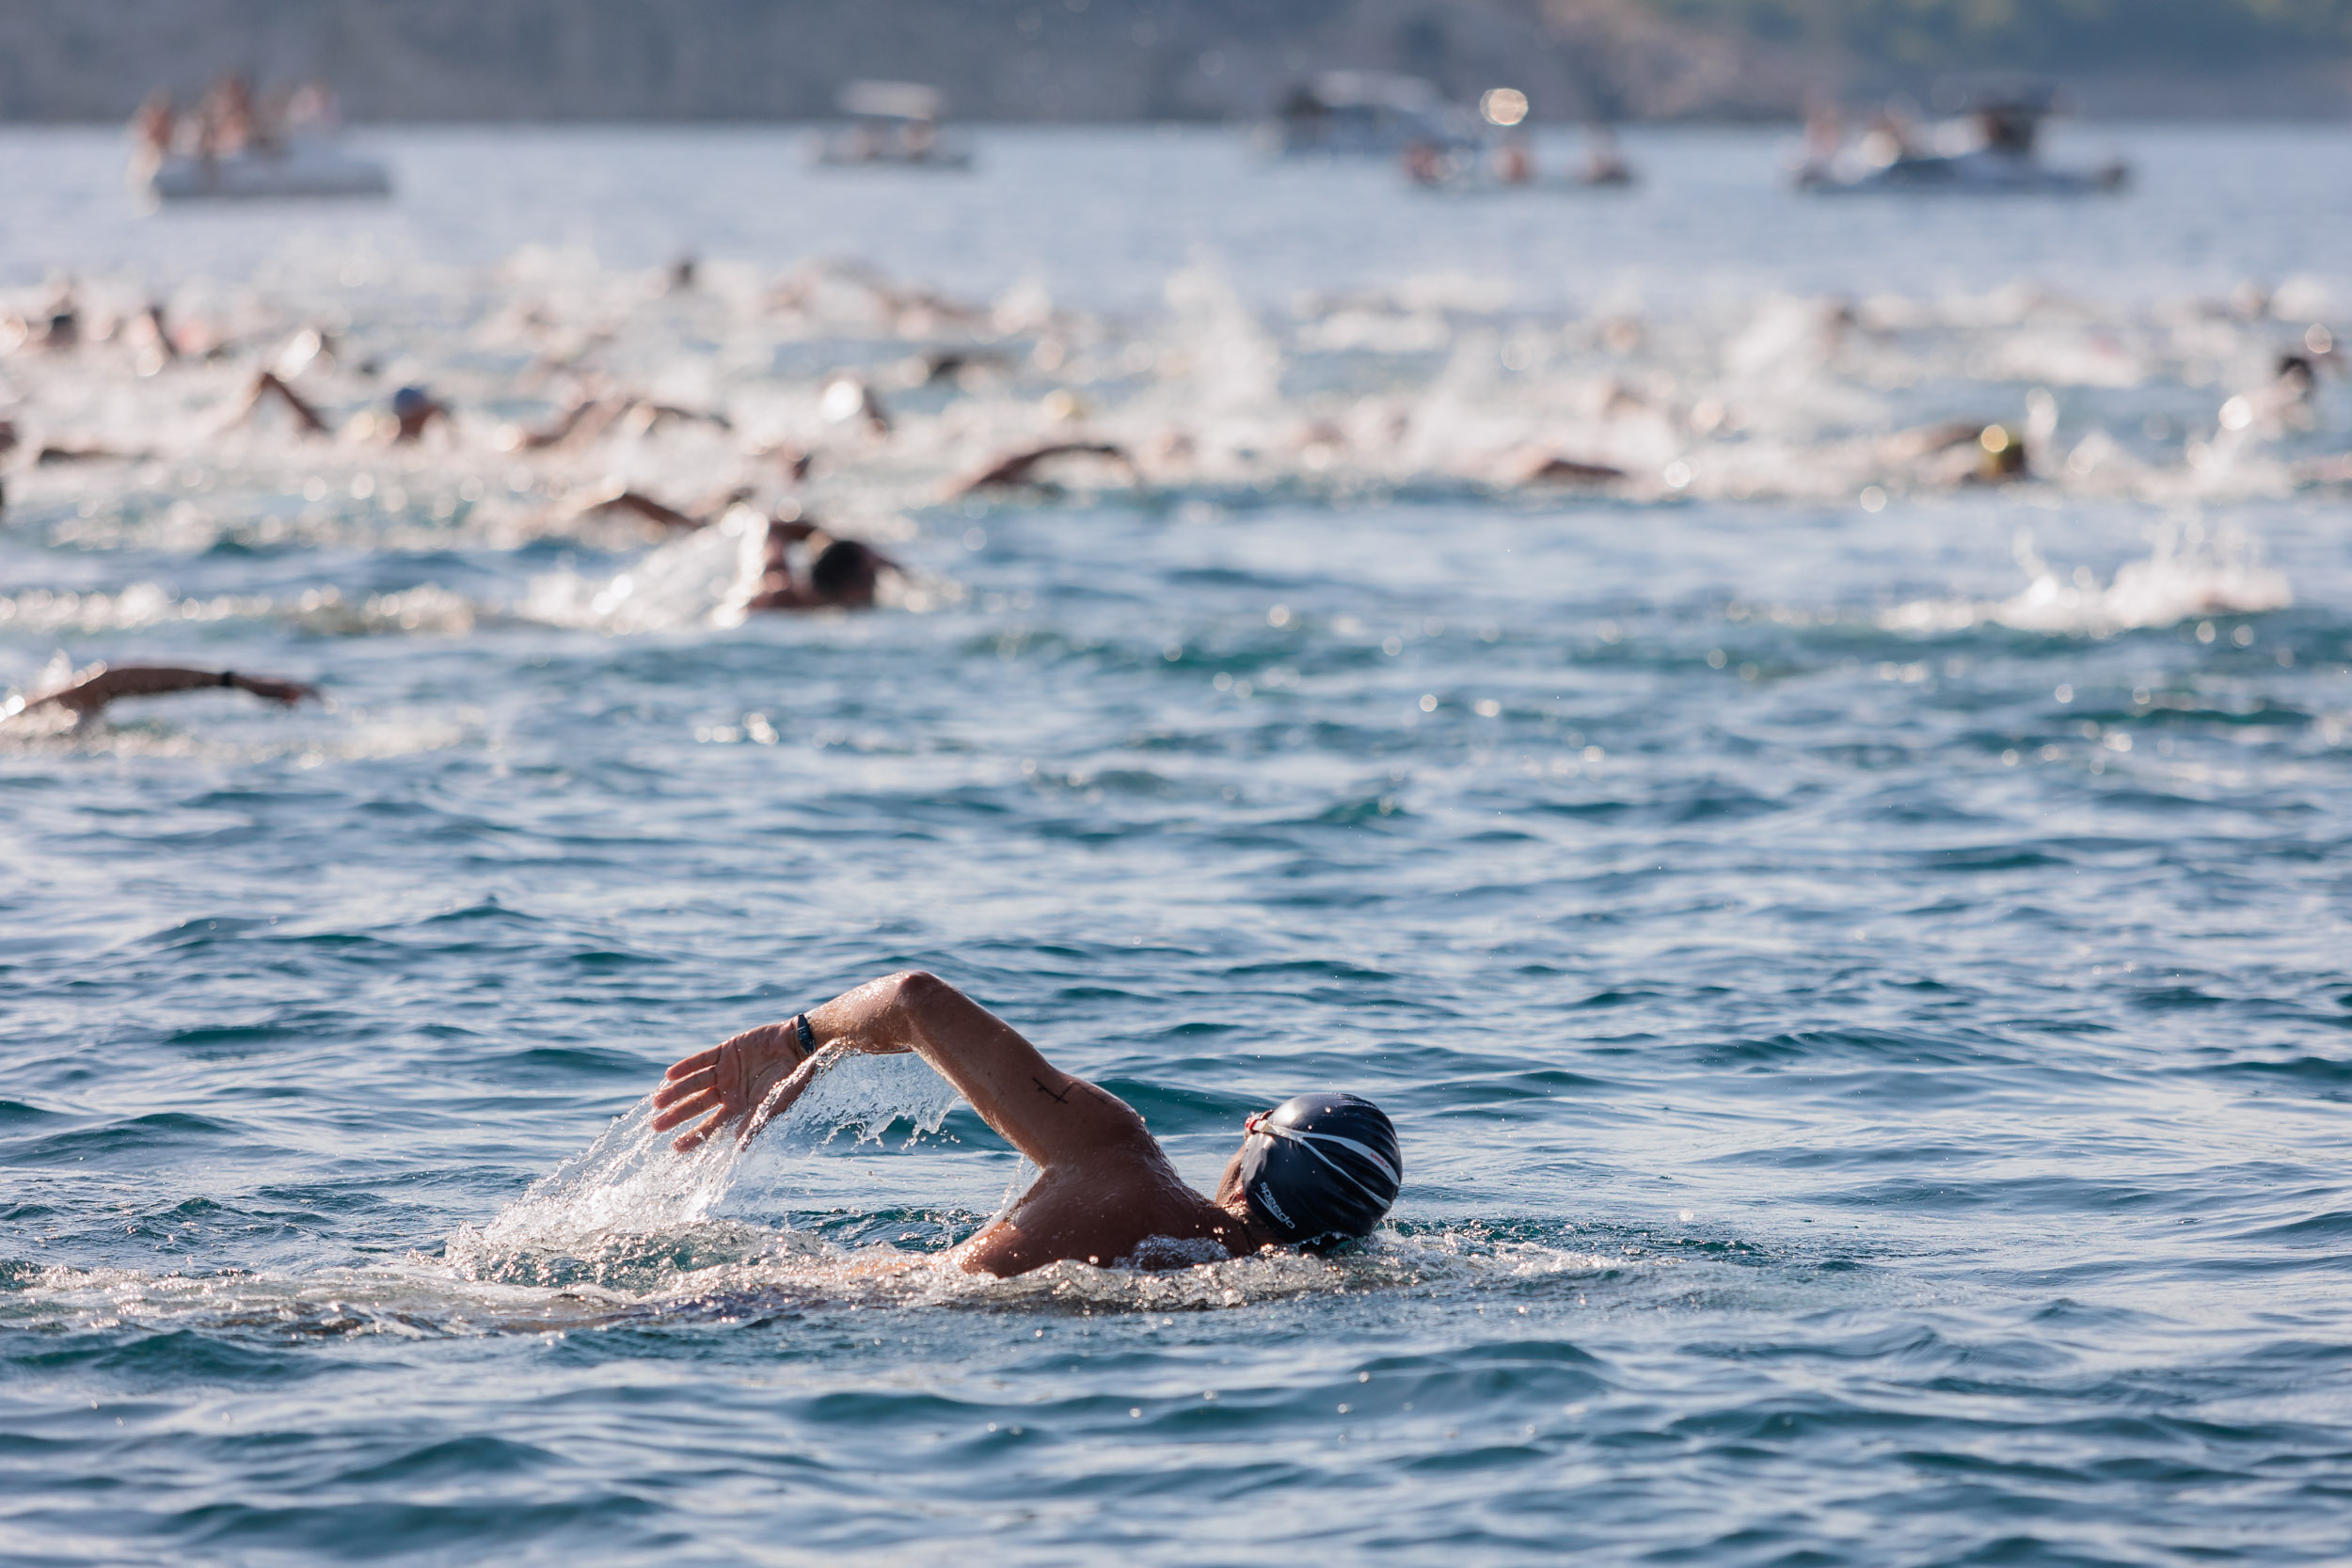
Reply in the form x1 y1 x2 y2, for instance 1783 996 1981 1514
949 440 1139 498
742 518 898 610
650 972 1402 1275
230 376 448 443
389 386 450 443
4 664 316 727
236 369 331 435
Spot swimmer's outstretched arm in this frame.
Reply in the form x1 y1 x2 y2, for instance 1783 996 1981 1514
238 370 329 436
950 441 1136 497
652 972 1144 1163
599 490 701 531
574 486 703 532
24 666 316 717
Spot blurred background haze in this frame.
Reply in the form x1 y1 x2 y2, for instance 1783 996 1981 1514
6 0 2352 123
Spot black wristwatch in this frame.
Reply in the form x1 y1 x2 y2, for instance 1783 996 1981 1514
794 1012 818 1061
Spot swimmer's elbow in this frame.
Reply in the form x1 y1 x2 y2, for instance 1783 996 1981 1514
881 968 957 1013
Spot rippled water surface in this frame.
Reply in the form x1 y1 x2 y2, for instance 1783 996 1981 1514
4 125 2351 1565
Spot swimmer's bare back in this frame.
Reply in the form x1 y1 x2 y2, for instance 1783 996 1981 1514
651 972 1283 1276
11 665 316 721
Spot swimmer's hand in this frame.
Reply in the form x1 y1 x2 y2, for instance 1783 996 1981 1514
652 1023 817 1152
235 675 317 706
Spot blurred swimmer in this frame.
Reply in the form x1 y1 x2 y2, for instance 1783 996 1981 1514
742 517 898 611
575 485 707 533
558 487 893 610
819 372 893 436
651 971 1404 1275
567 480 755 534
236 369 330 435
2219 354 2327 436
950 440 1138 497
230 375 448 443
500 388 732 451
6 279 82 353
4 664 315 728
1517 452 1629 486
1876 420 2031 486
389 385 449 443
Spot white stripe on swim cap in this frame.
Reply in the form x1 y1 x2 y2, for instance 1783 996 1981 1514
1252 1121 1399 1201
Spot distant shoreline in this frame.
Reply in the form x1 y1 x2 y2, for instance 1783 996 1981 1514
2 1 2347 127
8 106 2352 128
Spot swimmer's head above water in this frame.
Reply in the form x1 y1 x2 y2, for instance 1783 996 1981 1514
808 538 883 607
1216 1092 1402 1250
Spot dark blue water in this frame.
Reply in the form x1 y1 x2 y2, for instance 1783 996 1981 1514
4 125 2351 1565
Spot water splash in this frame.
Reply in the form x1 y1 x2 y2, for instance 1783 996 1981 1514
444 1051 964 1286
519 507 763 632
5 1220 1681 1340
1883 520 2292 636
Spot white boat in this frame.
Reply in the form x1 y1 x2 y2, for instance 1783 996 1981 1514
135 138 392 203
1264 71 1482 157
1798 91 2126 196
809 81 974 170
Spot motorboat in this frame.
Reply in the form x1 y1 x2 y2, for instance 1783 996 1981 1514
137 140 391 203
1797 88 2126 195
810 80 974 170
128 78 390 204
1265 71 1481 156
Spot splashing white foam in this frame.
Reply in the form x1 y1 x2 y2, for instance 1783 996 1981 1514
452 1051 963 1271
520 507 763 632
5 1220 1657 1339
1883 521 2291 636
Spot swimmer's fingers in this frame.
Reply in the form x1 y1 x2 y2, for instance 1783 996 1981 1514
653 1063 716 1108
651 1085 720 1133
262 680 318 705
670 1103 735 1153
661 1046 721 1084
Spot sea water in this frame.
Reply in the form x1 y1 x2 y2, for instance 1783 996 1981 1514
3 124 2351 1564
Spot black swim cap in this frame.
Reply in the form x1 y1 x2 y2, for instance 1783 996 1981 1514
810 538 879 599
1238 1092 1402 1247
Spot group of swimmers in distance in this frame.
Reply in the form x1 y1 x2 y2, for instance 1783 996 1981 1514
0 284 949 730
6 241 2333 745
0 250 1222 733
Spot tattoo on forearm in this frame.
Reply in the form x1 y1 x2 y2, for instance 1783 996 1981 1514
1032 1076 1073 1103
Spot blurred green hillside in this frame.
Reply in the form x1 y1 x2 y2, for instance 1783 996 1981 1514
1645 0 2352 71
2 0 2346 121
